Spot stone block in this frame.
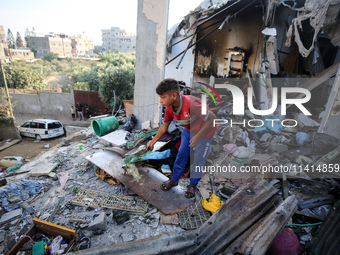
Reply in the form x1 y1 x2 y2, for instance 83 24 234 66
87 212 107 231
0 208 22 226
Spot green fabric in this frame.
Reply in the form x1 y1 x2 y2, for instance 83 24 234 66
32 241 45 255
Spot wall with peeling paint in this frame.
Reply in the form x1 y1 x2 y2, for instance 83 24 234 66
133 0 169 128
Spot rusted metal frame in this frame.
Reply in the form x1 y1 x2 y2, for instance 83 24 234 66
187 179 279 255
223 195 298 255
69 231 198 255
165 22 222 66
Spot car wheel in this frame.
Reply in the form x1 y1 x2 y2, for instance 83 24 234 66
35 134 41 140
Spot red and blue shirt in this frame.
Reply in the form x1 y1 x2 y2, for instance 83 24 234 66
163 95 216 139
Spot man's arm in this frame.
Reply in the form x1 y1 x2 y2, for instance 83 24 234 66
146 123 170 150
189 111 216 147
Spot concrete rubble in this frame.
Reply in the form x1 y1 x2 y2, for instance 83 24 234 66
1 0 340 254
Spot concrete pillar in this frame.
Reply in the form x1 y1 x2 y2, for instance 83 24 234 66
133 0 169 128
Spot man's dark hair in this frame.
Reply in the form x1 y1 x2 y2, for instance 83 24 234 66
156 78 180 95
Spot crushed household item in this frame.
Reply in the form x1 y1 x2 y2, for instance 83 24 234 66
8 218 77 255
71 189 148 214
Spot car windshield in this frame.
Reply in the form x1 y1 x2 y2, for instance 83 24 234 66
22 122 30 127
48 122 62 130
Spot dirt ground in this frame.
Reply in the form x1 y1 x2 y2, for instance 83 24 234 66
0 137 63 160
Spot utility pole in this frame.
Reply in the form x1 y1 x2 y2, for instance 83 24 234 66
0 60 14 118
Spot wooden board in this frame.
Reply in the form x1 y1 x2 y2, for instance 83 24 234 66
86 151 195 214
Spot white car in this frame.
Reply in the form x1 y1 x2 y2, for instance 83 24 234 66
18 119 65 140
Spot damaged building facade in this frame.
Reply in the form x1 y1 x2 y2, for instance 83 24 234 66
165 0 340 118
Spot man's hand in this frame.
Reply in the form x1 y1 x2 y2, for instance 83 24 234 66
189 134 201 147
146 141 155 151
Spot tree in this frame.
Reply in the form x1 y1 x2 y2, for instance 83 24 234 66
6 29 15 49
25 28 31 48
43 52 59 62
16 32 24 48
0 65 45 90
98 62 135 108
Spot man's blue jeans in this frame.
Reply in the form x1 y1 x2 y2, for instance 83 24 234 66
171 128 213 187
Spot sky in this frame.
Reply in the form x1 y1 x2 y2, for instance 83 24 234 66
0 0 203 45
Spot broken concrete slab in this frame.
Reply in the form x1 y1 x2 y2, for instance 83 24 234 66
88 212 107 231
18 148 59 176
0 208 22 226
86 151 194 214
100 129 129 147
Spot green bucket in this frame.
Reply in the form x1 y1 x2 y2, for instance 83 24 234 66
92 116 119 136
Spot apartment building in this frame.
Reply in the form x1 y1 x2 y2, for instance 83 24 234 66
101 27 136 52
30 35 72 59
71 34 95 57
